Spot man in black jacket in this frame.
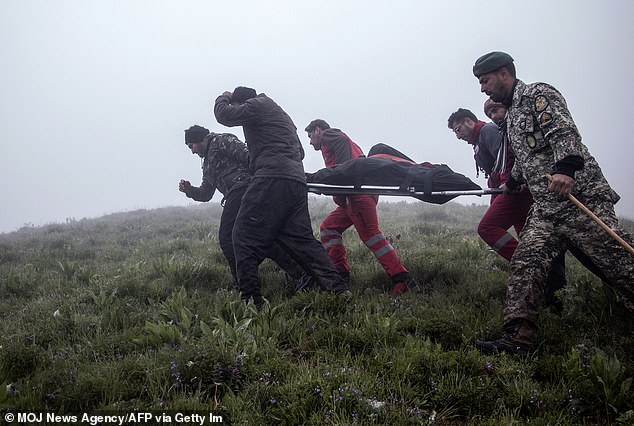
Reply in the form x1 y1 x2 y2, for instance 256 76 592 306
214 87 350 308
179 124 311 293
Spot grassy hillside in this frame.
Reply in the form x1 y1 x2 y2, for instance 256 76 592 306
0 198 632 424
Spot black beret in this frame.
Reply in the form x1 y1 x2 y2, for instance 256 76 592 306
184 125 209 145
473 51 514 78
231 86 257 104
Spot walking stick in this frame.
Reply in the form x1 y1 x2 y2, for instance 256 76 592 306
545 175 634 256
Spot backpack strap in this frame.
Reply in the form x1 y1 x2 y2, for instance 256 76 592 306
353 158 364 190
423 166 436 195
399 164 420 192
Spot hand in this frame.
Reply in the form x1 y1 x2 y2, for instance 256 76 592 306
500 183 511 196
547 173 574 197
179 179 192 193
500 182 526 195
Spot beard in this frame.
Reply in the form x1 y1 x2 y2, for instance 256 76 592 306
489 91 505 103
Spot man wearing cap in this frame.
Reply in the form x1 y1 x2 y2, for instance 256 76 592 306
214 87 350 308
484 98 507 127
305 119 419 296
179 125 311 293
472 51 634 355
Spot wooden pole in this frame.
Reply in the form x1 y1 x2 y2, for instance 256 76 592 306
545 175 634 256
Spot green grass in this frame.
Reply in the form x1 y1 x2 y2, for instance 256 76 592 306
0 200 632 424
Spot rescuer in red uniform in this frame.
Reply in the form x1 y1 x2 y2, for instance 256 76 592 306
305 119 418 296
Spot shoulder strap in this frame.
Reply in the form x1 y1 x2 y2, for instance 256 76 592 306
399 164 420 192
353 159 364 189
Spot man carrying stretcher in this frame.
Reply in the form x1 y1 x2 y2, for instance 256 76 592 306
305 119 419 296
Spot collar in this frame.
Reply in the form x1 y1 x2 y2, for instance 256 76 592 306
468 120 486 144
502 79 519 108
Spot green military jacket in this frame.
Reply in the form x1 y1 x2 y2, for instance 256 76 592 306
505 79 619 216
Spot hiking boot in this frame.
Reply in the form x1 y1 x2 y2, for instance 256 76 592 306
390 278 421 296
544 255 565 314
475 319 536 356
475 336 531 356
545 295 564 315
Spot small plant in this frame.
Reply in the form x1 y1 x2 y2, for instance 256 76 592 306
151 256 207 287
135 320 184 347
201 297 266 360
158 287 194 334
565 348 633 418
57 260 93 284
132 288 197 347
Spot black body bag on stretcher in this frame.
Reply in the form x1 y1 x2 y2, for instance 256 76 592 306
305 155 481 205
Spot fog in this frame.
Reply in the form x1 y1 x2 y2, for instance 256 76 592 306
2 0 633 233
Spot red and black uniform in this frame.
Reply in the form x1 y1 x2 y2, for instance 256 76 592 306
318 129 411 284
470 121 533 261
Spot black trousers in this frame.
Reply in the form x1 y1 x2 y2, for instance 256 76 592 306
218 185 306 287
232 178 348 306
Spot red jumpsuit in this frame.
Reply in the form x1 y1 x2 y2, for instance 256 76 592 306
470 121 532 261
317 129 411 286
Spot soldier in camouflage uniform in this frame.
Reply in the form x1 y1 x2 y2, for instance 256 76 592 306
179 125 310 292
471 51 634 355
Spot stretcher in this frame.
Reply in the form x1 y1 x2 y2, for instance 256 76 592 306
305 152 501 204
307 183 501 203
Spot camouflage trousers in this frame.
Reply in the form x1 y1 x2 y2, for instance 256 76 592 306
503 198 634 339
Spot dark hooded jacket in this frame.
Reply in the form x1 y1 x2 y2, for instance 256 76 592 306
214 93 306 183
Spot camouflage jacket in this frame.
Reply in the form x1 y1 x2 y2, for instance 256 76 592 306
505 79 619 216
185 133 251 202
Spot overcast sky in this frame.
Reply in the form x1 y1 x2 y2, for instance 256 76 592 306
1 0 633 233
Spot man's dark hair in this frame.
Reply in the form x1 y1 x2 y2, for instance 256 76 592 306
185 124 210 145
447 108 477 129
305 119 330 133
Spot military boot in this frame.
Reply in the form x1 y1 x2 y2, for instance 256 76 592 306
475 319 537 356
544 254 566 314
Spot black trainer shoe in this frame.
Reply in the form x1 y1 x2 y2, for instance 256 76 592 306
390 278 421 296
295 273 314 293
475 336 531 356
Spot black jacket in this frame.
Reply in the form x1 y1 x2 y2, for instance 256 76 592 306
214 93 306 184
